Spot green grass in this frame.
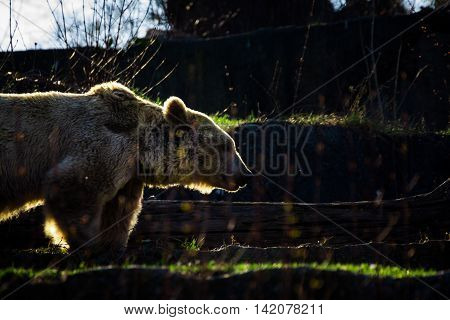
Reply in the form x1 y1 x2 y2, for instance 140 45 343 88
287 112 431 136
0 267 59 280
437 127 450 136
0 262 437 283
210 112 448 136
166 261 437 279
209 113 261 129
180 237 204 251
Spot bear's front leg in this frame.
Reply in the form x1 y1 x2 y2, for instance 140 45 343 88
97 178 145 261
43 158 117 261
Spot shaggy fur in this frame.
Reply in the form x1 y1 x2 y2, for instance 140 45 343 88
0 82 250 260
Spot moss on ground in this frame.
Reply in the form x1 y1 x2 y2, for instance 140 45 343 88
167 261 437 278
210 113 449 136
0 261 437 284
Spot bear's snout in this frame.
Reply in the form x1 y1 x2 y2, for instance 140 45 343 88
221 172 250 191
233 172 251 188
223 156 252 191
234 165 252 187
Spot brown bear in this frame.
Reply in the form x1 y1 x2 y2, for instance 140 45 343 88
0 82 251 259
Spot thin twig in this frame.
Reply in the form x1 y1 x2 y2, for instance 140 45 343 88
370 0 384 121
393 41 403 118
292 0 316 106
396 65 429 114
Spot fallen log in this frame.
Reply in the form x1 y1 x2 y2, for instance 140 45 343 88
0 180 448 249
131 179 450 247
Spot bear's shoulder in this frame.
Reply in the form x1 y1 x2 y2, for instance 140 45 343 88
88 82 136 100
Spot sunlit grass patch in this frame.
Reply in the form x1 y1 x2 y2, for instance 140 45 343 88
210 112 445 136
0 262 438 284
287 112 431 136
166 261 438 279
180 237 204 252
437 127 450 136
304 262 437 278
0 267 59 280
209 113 261 129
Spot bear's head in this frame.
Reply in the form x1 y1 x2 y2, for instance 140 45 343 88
139 96 252 193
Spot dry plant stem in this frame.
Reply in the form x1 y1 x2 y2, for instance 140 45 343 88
9 0 13 53
397 65 429 115
370 0 384 121
393 41 403 118
273 3 447 121
292 0 316 106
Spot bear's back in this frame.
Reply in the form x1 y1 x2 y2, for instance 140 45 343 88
0 92 110 207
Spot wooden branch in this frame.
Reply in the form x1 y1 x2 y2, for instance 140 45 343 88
131 179 450 247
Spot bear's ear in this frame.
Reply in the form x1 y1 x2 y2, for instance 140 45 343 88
163 96 187 124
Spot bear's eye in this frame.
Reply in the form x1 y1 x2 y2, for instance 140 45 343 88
175 129 185 138
173 125 192 141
